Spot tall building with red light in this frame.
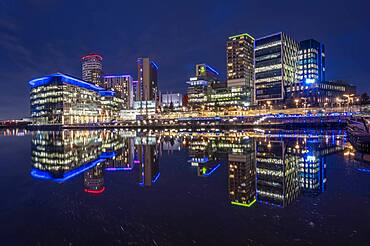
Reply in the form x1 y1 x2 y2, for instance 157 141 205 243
82 54 103 86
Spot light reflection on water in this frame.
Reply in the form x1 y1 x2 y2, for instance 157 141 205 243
1 128 370 245
27 129 354 208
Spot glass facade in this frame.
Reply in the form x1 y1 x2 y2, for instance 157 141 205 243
186 64 220 109
29 73 124 125
255 32 299 104
298 39 325 83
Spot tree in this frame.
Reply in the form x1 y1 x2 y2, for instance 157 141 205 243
360 93 369 105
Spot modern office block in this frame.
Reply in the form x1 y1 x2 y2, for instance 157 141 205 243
255 32 299 105
29 73 124 125
298 39 326 83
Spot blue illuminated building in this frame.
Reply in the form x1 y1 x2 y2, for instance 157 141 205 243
29 73 124 125
298 39 326 83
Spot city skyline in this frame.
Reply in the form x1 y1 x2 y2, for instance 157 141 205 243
1 0 369 118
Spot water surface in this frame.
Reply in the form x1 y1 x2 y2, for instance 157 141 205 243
0 129 369 245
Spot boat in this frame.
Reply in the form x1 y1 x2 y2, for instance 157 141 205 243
347 117 370 153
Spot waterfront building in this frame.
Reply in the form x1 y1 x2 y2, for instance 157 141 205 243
103 75 134 109
82 54 103 86
186 64 220 109
186 63 250 110
255 32 299 105
161 92 183 109
298 39 326 83
206 86 249 110
286 80 357 107
137 58 159 106
29 73 124 125
227 33 255 106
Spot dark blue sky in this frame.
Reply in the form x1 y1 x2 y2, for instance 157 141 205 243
0 0 369 119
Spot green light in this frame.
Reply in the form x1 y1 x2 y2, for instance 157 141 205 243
202 166 207 174
200 66 206 74
231 199 256 207
229 33 255 40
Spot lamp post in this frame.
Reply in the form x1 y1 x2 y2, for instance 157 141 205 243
294 99 299 108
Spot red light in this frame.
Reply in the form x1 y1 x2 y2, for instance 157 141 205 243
81 54 103 61
84 186 106 194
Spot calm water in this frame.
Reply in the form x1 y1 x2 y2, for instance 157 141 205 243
0 128 369 246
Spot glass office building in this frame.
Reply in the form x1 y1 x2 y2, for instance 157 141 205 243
29 73 124 125
186 64 220 109
255 32 299 105
298 39 325 83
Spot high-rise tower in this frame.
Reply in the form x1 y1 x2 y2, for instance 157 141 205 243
254 32 299 105
298 39 326 83
227 33 255 106
82 54 103 86
137 58 159 105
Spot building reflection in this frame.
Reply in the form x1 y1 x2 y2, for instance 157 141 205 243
30 130 161 192
29 129 345 204
255 139 300 207
84 163 105 194
228 138 256 207
187 136 224 177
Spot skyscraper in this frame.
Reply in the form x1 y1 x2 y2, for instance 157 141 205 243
103 75 134 109
255 32 299 105
227 33 255 105
137 58 159 105
298 39 326 83
82 54 103 86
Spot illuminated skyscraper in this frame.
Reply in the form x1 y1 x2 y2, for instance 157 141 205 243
227 33 255 106
137 58 159 105
298 39 326 83
82 54 103 86
255 32 299 105
103 75 134 109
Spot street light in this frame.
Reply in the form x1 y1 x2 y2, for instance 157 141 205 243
294 99 299 108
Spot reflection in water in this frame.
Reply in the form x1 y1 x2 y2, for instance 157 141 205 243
29 129 346 207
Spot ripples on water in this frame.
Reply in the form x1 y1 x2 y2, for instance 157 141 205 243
0 128 369 245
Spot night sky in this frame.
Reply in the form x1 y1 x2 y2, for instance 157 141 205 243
0 0 369 119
